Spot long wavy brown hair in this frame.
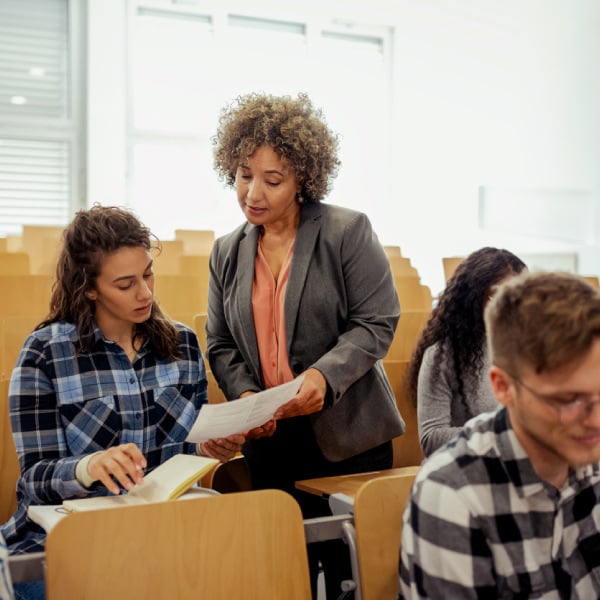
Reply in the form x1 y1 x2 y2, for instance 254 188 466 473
407 247 526 407
38 204 181 359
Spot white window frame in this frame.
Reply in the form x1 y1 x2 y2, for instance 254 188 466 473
124 0 395 238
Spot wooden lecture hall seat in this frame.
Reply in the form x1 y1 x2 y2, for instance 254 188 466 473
383 360 424 468
0 379 19 524
442 256 463 281
0 316 39 380
178 254 210 279
45 489 311 600
387 256 418 277
174 229 215 255
296 468 419 599
352 472 418 600
0 275 52 317
153 239 185 275
393 276 433 311
385 310 430 362
193 312 208 354
0 252 30 275
154 274 208 315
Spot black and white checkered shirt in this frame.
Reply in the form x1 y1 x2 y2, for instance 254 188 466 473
399 408 600 599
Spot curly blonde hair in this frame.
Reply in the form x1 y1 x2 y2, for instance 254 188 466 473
212 92 340 203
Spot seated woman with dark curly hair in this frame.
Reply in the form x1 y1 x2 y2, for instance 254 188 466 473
407 247 526 457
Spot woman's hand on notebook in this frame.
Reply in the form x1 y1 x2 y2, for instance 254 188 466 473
87 443 147 494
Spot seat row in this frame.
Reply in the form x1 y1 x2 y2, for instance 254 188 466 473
11 462 417 599
0 226 216 277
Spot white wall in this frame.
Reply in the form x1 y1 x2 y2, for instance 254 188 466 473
380 0 600 293
86 0 600 295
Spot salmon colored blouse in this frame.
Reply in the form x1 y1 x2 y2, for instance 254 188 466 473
252 240 295 389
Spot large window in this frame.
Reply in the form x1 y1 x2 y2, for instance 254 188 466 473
127 2 393 238
0 0 83 235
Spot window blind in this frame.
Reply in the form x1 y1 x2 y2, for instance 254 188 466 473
0 138 70 233
0 0 69 120
0 0 73 235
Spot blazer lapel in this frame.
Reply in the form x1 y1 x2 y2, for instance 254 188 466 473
285 203 322 355
236 223 262 381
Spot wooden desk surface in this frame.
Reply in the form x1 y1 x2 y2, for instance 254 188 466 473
295 465 420 499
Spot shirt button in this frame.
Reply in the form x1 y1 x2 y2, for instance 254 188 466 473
129 377 135 384
135 413 141 420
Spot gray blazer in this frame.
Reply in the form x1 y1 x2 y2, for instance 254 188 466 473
206 203 405 462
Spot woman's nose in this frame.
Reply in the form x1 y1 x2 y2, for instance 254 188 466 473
246 179 261 201
138 280 153 300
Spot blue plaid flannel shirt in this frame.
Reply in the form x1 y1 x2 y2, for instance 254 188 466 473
1 320 206 554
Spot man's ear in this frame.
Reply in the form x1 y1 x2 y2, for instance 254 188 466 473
489 366 514 408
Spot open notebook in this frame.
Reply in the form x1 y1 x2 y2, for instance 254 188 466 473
62 453 218 512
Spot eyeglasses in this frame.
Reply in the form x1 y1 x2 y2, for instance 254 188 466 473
510 374 600 424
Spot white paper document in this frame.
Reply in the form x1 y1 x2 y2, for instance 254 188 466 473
186 375 305 443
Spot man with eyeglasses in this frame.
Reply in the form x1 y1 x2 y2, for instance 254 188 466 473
399 271 600 599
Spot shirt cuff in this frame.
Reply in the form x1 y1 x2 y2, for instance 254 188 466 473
76 452 101 488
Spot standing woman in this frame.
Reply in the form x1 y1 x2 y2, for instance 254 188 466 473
407 247 526 456
208 92 404 598
1 205 243 559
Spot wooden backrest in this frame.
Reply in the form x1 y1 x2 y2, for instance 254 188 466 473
175 229 215 255
383 245 402 258
353 472 418 600
5 235 22 252
179 254 210 279
0 275 52 317
207 371 227 404
35 237 62 277
0 316 38 380
154 240 185 275
154 274 208 315
394 276 433 310
0 252 30 275
387 256 418 277
193 312 207 355
0 379 19 524
442 256 464 281
168 313 196 329
192 312 226 402
383 360 424 468
385 310 430 361
21 226 64 276
45 489 311 600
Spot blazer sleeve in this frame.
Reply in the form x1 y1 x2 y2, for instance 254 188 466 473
306 211 400 405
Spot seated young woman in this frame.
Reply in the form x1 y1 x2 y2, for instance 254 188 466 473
407 247 526 456
1 205 244 559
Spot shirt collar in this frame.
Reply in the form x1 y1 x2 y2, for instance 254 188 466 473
90 319 150 358
495 408 600 497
